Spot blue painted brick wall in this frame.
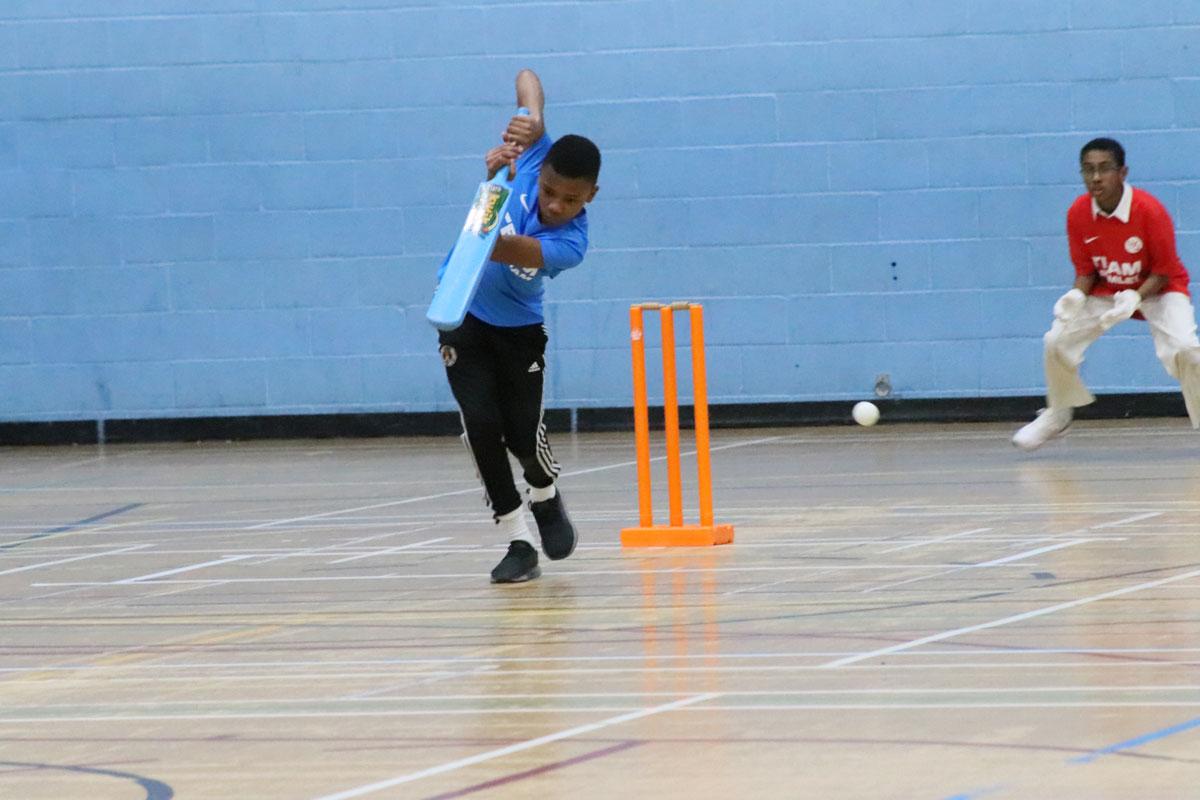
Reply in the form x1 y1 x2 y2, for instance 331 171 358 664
2 1 1199 423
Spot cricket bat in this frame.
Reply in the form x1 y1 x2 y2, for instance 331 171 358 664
426 109 529 331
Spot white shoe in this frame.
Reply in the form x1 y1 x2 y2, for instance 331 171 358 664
1012 407 1073 451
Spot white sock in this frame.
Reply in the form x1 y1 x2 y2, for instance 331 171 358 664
528 483 556 503
496 507 538 547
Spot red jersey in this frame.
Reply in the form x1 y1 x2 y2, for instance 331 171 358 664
1067 185 1190 297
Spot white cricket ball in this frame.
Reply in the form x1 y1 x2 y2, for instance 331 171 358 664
852 401 880 427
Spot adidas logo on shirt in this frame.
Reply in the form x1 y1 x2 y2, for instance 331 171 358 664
528 362 541 373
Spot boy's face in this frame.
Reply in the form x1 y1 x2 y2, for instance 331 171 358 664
537 164 598 227
1080 148 1127 211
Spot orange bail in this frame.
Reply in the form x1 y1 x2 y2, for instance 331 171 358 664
620 301 734 548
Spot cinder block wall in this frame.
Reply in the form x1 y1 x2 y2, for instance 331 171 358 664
2 1 1198 422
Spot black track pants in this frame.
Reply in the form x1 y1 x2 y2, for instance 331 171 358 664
438 313 560 517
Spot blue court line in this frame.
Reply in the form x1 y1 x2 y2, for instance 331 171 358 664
941 787 1005 800
0 503 143 551
0 761 172 799
941 717 1200 798
1069 715 1200 764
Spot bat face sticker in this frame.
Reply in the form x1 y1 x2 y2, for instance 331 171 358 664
464 183 512 237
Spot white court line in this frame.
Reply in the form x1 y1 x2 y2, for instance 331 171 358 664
1 508 1164 534
827 566 1200 669
861 510 1161 594
248 436 782 529
113 555 254 585
974 540 1091 567
1090 511 1163 528
0 544 153 576
0 454 111 475
7 657 1199 678
1 536 1131 560
0 647 1192 673
769 426 1200 445
684 702 1200 711
249 526 439 566
0 519 148 549
328 537 452 565
340 665 500 701
880 527 992 553
862 539 1092 594
722 574 806 597
32 561 1050 587
20 684 1200 711
7 662 1200 686
310 692 720 800
242 491 480 529
6 700 1200 727
723 561 857 597
6 646 1179 670
888 506 1171 517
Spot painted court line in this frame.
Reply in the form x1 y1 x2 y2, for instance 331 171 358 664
27 684 1199 710
879 527 992 553
678 702 1200 711
974 539 1091 567
722 574 806 597
0 544 153 576
1069 714 1200 764
941 787 1004 800
250 436 782 529
861 511 1170 594
827 566 1200 668
0 535 1121 557
1090 511 1163 529
944 698 1196 798
248 526 439 565
328 538 452 564
341 665 500 701
6 701 1200 726
6 661 1200 684
861 539 1091 594
5 647 1198 676
32 561 1050 587
113 555 254 585
245 491 490 530
309 693 720 800
417 741 641 800
0 503 143 550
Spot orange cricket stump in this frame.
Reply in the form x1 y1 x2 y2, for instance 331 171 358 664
621 301 734 548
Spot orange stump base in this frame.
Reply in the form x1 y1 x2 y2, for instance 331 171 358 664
620 524 735 548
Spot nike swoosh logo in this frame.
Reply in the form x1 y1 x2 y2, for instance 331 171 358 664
1084 236 1100 244
520 193 531 212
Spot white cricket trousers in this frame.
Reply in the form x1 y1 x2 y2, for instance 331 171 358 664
1043 291 1200 428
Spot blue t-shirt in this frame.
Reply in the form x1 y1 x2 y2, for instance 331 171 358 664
436 132 589 327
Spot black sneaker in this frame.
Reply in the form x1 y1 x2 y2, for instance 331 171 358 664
529 491 577 561
490 541 540 583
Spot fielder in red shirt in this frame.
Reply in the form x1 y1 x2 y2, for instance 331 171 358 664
1013 137 1200 450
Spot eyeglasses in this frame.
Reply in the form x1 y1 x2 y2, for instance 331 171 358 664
1080 164 1120 178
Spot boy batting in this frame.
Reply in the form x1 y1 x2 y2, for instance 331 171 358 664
434 69 601 582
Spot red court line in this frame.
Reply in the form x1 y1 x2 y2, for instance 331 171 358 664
417 740 642 800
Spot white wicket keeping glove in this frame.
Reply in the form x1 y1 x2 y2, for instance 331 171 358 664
1053 288 1086 321
1099 289 1141 329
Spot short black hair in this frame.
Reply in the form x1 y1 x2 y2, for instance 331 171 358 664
546 134 600 183
1080 137 1125 167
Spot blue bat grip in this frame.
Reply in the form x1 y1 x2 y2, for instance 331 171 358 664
496 107 532 183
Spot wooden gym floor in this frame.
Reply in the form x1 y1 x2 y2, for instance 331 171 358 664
1 419 1198 799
